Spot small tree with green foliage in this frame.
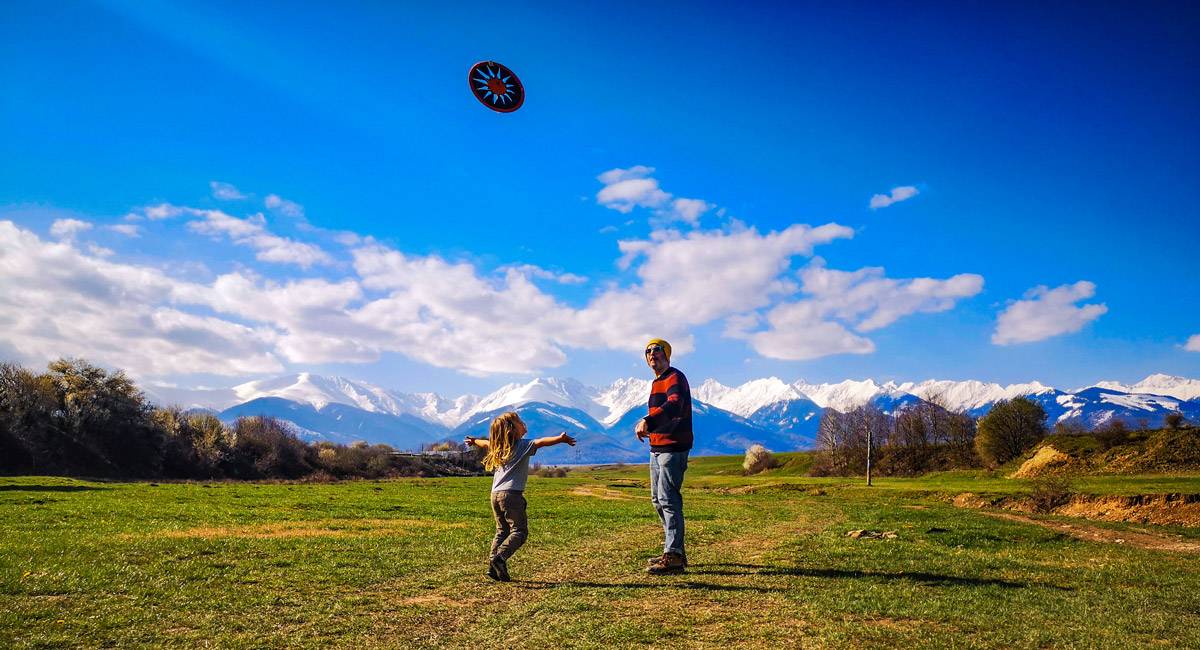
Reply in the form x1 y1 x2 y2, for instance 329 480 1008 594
974 396 1047 468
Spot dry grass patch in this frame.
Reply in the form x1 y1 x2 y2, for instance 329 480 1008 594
979 511 1200 553
569 485 637 500
138 518 463 540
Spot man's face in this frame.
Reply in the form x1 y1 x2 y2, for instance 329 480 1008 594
644 344 669 375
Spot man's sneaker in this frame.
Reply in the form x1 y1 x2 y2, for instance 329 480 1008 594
487 556 510 582
646 551 687 568
647 552 686 575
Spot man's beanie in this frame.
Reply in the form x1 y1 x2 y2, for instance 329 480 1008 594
645 338 672 362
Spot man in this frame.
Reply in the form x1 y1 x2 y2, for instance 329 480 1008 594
635 337 692 575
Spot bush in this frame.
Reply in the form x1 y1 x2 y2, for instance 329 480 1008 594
974 397 1047 468
1165 412 1187 429
742 444 776 475
1094 419 1130 450
530 463 568 478
228 417 314 479
1027 474 1072 512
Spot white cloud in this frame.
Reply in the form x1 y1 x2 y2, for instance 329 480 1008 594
563 223 856 351
598 225 618 234
743 302 876 360
507 264 588 285
1186 334 1200 352
597 166 715 226
730 259 982 360
0 186 985 379
87 243 115 257
107 224 141 237
596 166 671 213
210 181 247 200
795 260 984 332
869 185 919 210
992 281 1107 345
50 218 93 240
186 209 332 268
0 221 284 378
665 197 711 226
265 194 304 218
144 203 184 220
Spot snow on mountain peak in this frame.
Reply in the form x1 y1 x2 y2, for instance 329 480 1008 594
794 378 886 411
892 379 1057 412
595 377 652 426
466 376 605 422
695 377 804 417
1087 374 1200 401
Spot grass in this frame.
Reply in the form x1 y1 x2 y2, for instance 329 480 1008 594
3 459 1200 648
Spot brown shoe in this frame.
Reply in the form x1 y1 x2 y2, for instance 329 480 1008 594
647 552 685 575
647 551 687 568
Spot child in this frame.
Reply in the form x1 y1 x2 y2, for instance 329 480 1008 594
464 412 576 582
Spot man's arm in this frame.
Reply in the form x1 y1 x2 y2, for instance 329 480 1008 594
463 436 490 450
533 432 577 449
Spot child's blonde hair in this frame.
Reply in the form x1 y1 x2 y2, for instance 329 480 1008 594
483 412 526 472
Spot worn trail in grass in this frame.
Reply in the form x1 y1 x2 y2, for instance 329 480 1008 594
3 459 1200 648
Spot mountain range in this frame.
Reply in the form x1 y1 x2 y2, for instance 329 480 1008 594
146 372 1200 462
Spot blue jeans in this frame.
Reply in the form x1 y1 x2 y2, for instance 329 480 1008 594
649 451 688 555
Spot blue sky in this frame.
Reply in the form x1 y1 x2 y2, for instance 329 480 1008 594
2 1 1198 396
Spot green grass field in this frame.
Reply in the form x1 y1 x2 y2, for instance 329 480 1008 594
3 456 1200 648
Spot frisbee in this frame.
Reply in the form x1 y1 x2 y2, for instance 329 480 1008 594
468 61 524 113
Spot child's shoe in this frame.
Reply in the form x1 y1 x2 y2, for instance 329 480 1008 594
646 552 686 575
488 555 511 582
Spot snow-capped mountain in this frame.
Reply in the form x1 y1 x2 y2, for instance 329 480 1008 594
1089 374 1200 402
694 377 806 417
460 377 604 423
895 379 1058 413
148 372 480 428
1053 387 1200 428
593 377 652 426
231 373 408 414
147 371 1199 458
795 379 911 413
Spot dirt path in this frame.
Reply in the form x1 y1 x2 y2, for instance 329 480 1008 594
979 511 1200 553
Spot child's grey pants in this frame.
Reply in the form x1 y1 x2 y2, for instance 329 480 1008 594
490 490 528 560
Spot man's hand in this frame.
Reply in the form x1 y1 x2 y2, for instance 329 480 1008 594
559 432 577 446
635 418 648 443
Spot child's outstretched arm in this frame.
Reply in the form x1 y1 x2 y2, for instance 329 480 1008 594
533 431 577 449
463 436 490 449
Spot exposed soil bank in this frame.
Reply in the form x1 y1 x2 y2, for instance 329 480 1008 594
953 492 1200 528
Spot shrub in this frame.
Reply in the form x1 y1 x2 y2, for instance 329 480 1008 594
974 397 1047 468
742 444 776 475
1027 474 1072 512
533 465 568 478
1094 419 1130 450
1165 412 1186 429
229 416 314 479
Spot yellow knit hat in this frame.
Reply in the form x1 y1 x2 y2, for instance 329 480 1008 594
644 338 672 362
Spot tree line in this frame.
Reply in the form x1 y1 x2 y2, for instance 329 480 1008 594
812 391 1192 477
814 395 1074 476
0 359 481 480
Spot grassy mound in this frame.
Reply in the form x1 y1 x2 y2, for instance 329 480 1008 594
1014 427 1200 477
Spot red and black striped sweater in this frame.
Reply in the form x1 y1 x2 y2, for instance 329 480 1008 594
643 367 693 452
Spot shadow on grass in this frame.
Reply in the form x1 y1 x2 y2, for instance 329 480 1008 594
0 485 106 492
513 578 778 593
691 563 1072 591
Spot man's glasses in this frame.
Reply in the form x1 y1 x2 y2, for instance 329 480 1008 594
645 345 664 355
